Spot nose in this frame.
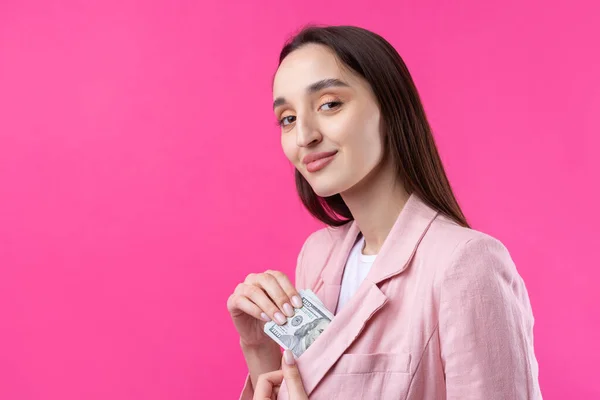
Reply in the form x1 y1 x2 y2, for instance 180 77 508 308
295 115 322 148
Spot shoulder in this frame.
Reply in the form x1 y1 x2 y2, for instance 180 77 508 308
428 215 523 296
427 214 514 263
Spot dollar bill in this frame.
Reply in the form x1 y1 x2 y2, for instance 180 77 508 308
299 289 327 311
264 290 334 358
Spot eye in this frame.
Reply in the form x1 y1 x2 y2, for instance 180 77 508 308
319 101 342 111
277 115 296 127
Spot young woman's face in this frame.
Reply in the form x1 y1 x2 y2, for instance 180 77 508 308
273 44 385 197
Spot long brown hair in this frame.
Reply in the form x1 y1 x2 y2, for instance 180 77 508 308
277 25 470 228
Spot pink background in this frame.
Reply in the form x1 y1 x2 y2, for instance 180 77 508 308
1 1 598 399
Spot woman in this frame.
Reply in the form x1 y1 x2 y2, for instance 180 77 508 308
227 25 542 399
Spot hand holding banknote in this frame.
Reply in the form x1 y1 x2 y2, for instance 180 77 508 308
227 270 304 347
264 289 335 358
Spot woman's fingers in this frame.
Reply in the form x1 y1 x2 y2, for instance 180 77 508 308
252 351 308 400
265 270 303 309
231 271 301 325
227 293 271 322
253 370 284 400
282 350 309 400
249 273 294 318
238 282 286 325
245 273 296 323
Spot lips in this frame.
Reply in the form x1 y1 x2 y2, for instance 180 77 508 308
302 150 338 165
303 150 338 173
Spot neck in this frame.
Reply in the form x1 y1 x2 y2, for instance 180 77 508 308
341 156 410 255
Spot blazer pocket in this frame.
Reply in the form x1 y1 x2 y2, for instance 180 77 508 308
317 353 412 399
331 352 411 375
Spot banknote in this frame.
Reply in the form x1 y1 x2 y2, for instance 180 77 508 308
299 289 328 311
264 290 334 358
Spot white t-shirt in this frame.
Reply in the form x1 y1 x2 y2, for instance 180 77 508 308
336 235 377 313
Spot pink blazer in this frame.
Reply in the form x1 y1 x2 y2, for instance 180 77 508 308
240 194 542 399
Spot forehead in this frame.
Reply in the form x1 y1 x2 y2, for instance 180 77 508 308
273 44 352 97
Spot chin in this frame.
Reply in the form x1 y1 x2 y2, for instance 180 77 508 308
310 180 346 198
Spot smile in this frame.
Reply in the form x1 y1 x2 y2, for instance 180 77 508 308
306 152 337 173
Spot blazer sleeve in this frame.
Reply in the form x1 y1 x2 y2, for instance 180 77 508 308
438 236 542 400
238 235 311 400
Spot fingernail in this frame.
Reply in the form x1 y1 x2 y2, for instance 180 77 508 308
284 349 295 365
283 303 294 317
274 312 286 325
291 295 302 308
260 312 271 322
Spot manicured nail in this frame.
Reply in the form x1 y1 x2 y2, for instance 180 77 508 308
283 303 294 317
274 312 286 325
260 312 271 322
284 349 295 365
291 296 302 308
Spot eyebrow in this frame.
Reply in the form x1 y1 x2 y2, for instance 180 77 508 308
273 78 350 110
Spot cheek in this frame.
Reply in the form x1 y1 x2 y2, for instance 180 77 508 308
330 107 380 146
323 115 353 144
337 114 382 158
281 134 297 163
356 113 384 156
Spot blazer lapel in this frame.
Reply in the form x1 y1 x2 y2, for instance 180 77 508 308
320 220 361 314
282 193 440 397
366 193 439 285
